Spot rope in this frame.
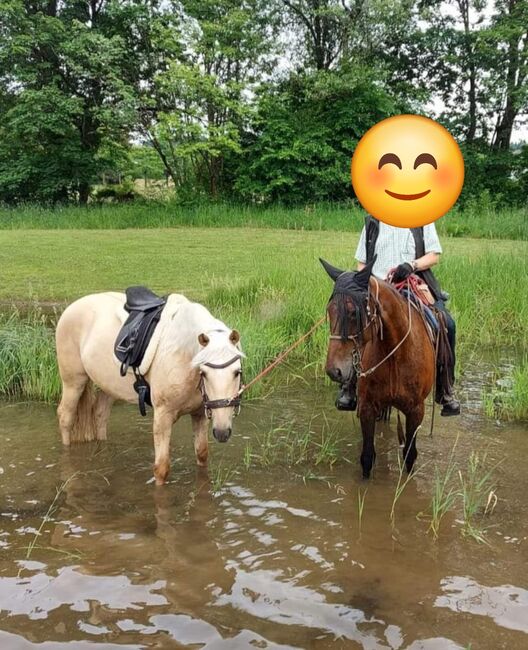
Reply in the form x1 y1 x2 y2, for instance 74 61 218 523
237 316 326 397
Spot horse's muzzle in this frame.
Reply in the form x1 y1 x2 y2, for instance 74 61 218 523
213 427 232 443
326 366 343 383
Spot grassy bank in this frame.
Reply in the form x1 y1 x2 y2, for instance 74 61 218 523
484 359 528 421
0 200 527 240
0 227 526 419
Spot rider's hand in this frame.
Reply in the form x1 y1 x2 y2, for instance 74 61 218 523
391 262 414 283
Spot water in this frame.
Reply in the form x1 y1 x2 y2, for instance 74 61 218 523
0 378 527 649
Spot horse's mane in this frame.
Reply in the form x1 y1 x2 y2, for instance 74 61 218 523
157 299 244 366
191 329 244 368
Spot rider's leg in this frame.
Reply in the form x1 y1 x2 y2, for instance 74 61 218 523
434 300 460 416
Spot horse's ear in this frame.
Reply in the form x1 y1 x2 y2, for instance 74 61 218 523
198 333 210 347
319 258 344 282
354 256 377 290
229 329 240 345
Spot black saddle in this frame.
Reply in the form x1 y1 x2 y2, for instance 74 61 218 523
114 286 167 416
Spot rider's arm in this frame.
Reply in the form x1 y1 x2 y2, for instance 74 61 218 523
412 251 440 272
355 226 367 272
416 224 442 271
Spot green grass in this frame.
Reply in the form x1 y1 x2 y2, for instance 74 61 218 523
0 226 525 417
243 414 343 470
0 312 60 401
484 358 528 421
0 199 526 239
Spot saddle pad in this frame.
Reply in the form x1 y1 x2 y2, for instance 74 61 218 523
113 293 188 376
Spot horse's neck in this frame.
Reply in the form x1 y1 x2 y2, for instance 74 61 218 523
373 283 411 347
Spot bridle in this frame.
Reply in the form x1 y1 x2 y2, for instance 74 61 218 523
198 354 243 419
328 278 413 379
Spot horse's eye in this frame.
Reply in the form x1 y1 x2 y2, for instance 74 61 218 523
234 369 241 377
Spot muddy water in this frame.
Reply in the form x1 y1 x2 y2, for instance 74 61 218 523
0 380 527 649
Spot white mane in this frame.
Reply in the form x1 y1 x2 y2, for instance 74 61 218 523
191 329 245 368
155 297 244 367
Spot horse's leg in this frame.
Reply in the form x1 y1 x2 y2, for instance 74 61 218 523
358 404 377 479
93 391 114 441
57 375 90 446
403 402 425 474
191 412 209 466
152 408 174 486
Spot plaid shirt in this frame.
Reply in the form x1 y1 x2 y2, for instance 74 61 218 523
355 222 442 280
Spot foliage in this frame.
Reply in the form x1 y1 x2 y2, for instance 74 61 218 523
0 201 526 240
0 0 527 205
234 68 399 203
0 0 139 203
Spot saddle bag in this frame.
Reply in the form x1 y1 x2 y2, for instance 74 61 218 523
114 286 167 415
414 280 435 306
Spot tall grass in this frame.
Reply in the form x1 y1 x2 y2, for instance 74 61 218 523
484 358 528 421
0 312 60 401
0 199 526 239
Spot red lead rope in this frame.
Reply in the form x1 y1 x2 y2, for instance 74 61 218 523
237 316 326 397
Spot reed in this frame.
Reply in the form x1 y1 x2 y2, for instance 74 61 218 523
484 359 528 421
458 451 499 544
1 200 526 240
243 415 346 470
418 436 460 538
0 311 60 402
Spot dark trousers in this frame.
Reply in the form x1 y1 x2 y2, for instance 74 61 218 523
433 299 456 393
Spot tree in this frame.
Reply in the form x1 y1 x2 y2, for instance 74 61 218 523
0 0 139 203
486 0 528 150
138 0 279 198
235 68 399 203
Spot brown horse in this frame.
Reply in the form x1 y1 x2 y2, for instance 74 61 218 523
321 258 435 478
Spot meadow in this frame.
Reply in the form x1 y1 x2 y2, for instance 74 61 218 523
0 224 526 419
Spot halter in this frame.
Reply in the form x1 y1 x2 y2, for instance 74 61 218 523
328 278 413 379
198 354 243 419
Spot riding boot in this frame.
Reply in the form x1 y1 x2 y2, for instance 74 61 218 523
335 378 357 411
435 370 460 416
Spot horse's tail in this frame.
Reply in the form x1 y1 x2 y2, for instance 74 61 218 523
71 382 97 443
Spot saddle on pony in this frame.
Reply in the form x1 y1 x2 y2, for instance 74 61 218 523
114 286 167 415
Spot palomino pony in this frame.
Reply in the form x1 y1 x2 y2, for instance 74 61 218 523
320 258 435 478
55 293 244 485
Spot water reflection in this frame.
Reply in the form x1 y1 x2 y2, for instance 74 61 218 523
436 576 528 633
0 388 527 648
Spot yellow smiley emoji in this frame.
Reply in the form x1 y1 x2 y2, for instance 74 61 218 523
351 115 464 228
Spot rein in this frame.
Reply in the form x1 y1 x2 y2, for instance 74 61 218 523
239 316 327 396
198 318 326 418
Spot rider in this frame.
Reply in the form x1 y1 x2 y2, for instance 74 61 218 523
336 216 460 417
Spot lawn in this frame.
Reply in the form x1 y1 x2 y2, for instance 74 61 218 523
0 227 526 416
0 227 526 303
